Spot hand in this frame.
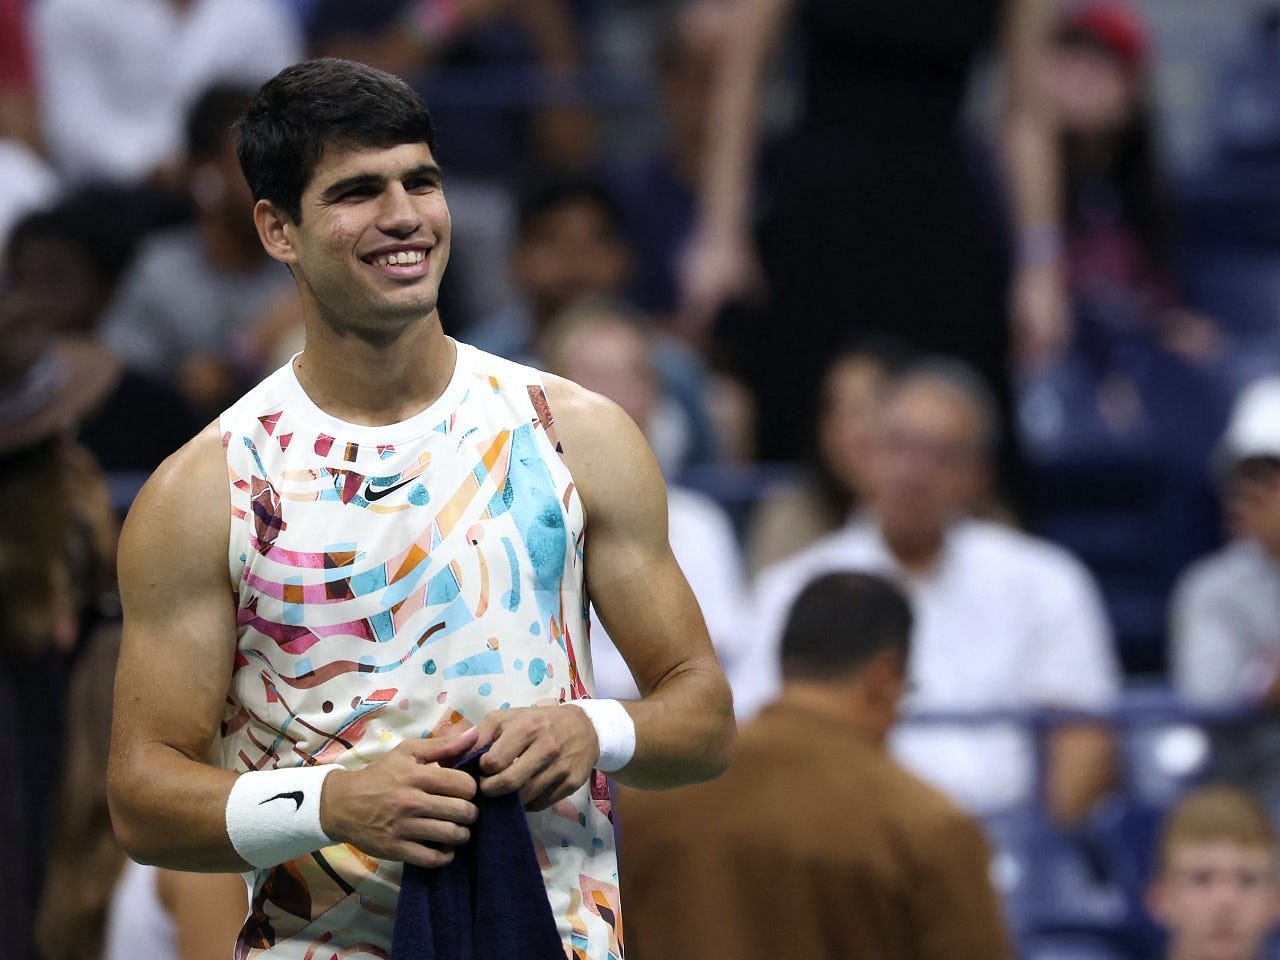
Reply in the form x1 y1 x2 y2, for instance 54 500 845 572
678 223 765 336
1011 262 1071 369
474 705 599 811
320 728 480 868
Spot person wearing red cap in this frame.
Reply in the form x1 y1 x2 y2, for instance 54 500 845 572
1050 0 1223 366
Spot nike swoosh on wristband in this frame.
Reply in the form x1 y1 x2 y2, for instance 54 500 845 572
363 478 416 502
260 791 305 811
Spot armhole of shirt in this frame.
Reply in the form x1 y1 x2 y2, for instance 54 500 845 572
219 420 251 594
523 373 587 534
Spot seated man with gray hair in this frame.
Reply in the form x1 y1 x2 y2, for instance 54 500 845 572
741 358 1122 824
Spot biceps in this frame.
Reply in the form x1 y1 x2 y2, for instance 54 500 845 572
113 590 237 763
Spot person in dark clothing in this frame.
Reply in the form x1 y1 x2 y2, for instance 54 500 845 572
680 0 1064 488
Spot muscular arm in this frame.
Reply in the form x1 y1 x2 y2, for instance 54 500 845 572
562 383 736 789
476 382 735 801
110 426 479 871
107 425 249 871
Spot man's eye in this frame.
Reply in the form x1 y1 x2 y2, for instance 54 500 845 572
341 187 378 200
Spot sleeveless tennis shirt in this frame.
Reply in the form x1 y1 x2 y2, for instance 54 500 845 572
217 340 622 959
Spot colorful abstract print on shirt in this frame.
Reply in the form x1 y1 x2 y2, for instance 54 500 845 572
217 346 623 960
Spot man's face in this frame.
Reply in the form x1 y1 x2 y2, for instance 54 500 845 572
555 320 658 430
272 141 451 336
512 201 631 325
1149 842 1280 960
868 382 987 541
1226 458 1280 552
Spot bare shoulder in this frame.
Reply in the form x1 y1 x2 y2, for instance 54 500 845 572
119 422 230 585
541 373 662 523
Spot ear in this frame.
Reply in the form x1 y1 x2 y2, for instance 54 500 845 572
864 647 908 712
253 199 298 267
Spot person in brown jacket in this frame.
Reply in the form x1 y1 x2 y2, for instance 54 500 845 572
615 570 1012 960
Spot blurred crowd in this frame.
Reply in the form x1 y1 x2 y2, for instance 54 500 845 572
8 0 1280 958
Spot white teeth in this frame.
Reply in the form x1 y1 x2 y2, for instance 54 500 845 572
373 250 425 267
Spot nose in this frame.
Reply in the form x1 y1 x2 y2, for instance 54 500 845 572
376 182 421 238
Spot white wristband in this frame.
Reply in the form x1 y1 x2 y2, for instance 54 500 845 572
569 698 636 773
225 764 342 868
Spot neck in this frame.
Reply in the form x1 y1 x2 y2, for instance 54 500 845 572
881 522 946 576
1167 947 1258 960
777 683 888 746
294 309 456 426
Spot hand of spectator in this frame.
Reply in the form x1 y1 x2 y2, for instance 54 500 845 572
474 705 599 811
1012 262 1071 368
319 728 480 868
678 224 765 335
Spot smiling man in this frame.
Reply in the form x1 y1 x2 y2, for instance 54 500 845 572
107 59 735 959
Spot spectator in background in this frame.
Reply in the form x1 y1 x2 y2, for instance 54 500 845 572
0 0 56 247
32 0 300 183
472 176 719 470
617 572 1011 960
0 299 120 959
746 340 908 575
1050 1 1224 371
36 624 248 960
539 300 746 699
606 1 732 317
1146 785 1280 960
681 0 1065 467
102 84 293 419
5 195 202 474
1172 379 1280 804
743 360 1120 824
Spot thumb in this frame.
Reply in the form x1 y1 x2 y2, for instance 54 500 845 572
405 727 479 764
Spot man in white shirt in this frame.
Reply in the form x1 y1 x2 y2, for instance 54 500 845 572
34 0 300 182
745 359 1120 823
539 298 748 700
1172 379 1280 802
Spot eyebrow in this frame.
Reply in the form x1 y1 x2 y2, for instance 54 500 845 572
318 163 444 203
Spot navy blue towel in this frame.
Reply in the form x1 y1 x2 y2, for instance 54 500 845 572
390 748 566 960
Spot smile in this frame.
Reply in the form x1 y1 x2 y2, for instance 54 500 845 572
361 246 432 279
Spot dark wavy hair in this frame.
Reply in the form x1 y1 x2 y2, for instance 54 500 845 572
235 58 437 223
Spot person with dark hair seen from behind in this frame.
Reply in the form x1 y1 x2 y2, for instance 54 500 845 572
746 339 910 575
744 360 1120 824
1147 785 1280 960
101 84 295 419
617 571 1011 960
108 59 735 960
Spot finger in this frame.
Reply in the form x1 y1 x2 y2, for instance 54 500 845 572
395 842 454 870
522 769 574 812
480 744 555 798
401 728 478 764
399 816 471 847
478 723 539 775
414 766 479 801
473 709 513 751
406 790 479 825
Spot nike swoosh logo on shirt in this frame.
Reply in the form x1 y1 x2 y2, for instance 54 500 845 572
259 791 304 811
363 478 416 502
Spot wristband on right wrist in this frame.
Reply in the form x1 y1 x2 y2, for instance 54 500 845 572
568 698 636 773
225 764 342 869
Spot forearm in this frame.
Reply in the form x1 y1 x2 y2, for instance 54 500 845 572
610 656 735 791
108 743 249 872
699 0 791 236
1046 724 1114 826
1000 0 1060 240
